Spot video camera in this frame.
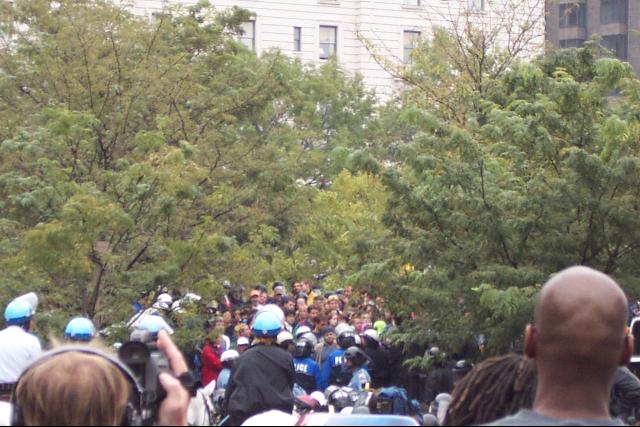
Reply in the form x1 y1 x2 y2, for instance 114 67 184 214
118 328 171 424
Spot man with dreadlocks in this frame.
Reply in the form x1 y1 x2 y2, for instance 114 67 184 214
444 354 536 426
488 267 631 426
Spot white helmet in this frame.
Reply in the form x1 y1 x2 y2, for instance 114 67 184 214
277 331 294 346
221 350 240 363
300 332 318 347
335 323 355 338
363 329 380 342
295 326 311 338
171 301 184 313
153 293 173 311
182 293 202 303
257 304 285 324
14 292 38 314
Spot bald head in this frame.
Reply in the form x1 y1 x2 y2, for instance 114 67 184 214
525 267 633 420
529 266 629 372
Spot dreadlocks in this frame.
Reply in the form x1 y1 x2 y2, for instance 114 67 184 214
444 353 536 426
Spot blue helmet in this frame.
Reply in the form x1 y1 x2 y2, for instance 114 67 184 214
4 300 33 325
64 317 96 342
139 315 173 337
252 311 282 337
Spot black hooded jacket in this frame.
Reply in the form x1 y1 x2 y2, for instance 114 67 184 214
224 344 295 425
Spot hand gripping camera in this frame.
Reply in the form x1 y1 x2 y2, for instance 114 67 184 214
118 328 171 424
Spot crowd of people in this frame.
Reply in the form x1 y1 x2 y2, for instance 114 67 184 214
1 266 640 426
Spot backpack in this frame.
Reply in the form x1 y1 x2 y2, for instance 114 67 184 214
376 387 419 417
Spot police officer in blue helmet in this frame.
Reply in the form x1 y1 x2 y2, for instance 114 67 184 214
0 297 42 400
224 311 295 425
64 317 97 343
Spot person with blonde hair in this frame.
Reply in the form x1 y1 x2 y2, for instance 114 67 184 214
12 330 190 426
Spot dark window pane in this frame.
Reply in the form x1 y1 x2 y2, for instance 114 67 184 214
560 39 585 48
294 27 302 52
602 34 628 60
559 2 586 28
601 0 628 25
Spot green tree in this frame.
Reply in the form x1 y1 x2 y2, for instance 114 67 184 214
356 43 640 356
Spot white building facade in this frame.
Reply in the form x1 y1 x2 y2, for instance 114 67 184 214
129 0 545 99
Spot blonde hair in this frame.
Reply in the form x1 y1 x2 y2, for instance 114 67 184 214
16 351 132 426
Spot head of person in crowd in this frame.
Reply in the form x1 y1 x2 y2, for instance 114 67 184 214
314 314 328 333
4 299 35 332
230 285 245 304
222 310 235 328
258 290 268 306
250 290 262 308
272 283 287 305
251 311 282 346
297 306 309 323
309 306 320 323
344 287 353 300
277 331 295 354
13 330 189 426
444 354 536 426
235 323 251 339
283 298 296 312
293 282 303 295
300 281 312 295
296 296 308 310
284 309 296 329
322 327 336 346
64 317 96 343
327 295 341 312
237 337 251 354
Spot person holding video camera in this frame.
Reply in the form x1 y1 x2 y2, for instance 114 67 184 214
11 330 190 426
224 311 295 425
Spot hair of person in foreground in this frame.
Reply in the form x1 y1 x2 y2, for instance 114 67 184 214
444 353 537 426
15 351 131 426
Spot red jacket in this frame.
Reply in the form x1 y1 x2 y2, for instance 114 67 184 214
201 344 223 387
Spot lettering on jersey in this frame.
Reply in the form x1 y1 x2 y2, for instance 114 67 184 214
333 356 344 366
295 363 309 374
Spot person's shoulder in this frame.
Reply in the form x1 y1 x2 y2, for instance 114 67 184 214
485 410 550 426
485 410 626 427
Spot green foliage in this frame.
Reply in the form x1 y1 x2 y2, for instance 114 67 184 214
358 43 640 356
0 0 379 338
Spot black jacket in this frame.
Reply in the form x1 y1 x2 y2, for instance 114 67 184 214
365 346 392 389
224 344 295 425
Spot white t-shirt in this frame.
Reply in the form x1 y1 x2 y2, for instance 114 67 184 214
0 326 42 383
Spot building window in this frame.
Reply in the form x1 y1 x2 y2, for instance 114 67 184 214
602 34 628 60
404 0 421 6
403 31 421 64
559 39 585 48
559 3 586 28
319 26 337 59
239 21 255 51
294 27 302 52
469 0 485 11
601 0 628 25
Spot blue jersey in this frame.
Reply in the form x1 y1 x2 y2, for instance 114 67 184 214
319 349 346 390
349 367 371 392
293 357 322 394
